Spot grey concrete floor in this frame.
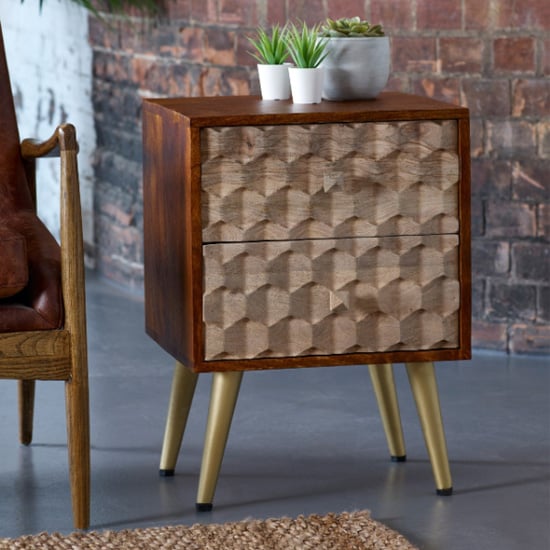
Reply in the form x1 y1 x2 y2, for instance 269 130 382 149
0 271 549 549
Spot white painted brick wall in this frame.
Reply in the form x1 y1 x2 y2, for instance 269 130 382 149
0 2 95 261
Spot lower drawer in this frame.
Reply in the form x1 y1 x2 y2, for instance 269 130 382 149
203 235 460 360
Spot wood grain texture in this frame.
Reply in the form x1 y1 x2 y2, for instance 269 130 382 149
203 235 459 360
201 121 459 242
142 94 471 372
0 330 71 378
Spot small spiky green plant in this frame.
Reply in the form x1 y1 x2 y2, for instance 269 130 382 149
286 22 328 69
320 16 385 38
247 25 289 65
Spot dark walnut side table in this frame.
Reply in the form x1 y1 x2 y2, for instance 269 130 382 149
142 93 471 510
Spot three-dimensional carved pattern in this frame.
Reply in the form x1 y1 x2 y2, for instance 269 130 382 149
203 235 460 360
201 121 459 242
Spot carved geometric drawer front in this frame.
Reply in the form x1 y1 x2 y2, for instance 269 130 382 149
203 235 460 360
201 120 459 243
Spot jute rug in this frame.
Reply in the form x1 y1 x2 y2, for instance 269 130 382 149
0 510 418 549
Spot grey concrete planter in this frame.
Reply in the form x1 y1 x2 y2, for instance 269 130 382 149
321 36 390 101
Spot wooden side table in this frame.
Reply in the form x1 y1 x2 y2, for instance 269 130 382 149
142 93 471 510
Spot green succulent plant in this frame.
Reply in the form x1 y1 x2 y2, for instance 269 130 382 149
319 16 385 38
286 21 328 69
247 25 289 65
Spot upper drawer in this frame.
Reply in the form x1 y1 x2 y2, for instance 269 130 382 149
201 120 460 243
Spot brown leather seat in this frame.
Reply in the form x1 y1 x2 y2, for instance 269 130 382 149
0 23 90 530
0 30 63 332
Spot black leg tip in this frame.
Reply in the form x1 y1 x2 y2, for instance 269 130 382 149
159 469 175 477
196 503 213 512
436 487 453 496
391 455 407 462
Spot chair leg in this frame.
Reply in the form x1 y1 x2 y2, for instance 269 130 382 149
65 372 90 529
196 371 243 511
368 363 406 461
405 361 452 495
18 380 35 446
159 361 199 476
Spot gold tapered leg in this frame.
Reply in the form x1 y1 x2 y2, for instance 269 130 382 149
159 361 199 475
196 371 243 511
18 380 35 446
405 362 452 495
368 363 406 461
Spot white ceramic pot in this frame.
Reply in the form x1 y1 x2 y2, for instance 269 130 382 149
320 37 390 100
288 67 324 104
257 64 291 100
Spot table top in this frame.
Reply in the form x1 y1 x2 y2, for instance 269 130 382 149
143 92 469 127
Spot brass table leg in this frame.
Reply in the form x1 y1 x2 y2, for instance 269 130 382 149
159 361 199 476
196 371 243 511
368 363 406 461
405 361 452 495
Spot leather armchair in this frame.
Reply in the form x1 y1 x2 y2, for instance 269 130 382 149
0 23 90 530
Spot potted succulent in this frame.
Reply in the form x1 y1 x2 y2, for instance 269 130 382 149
286 22 329 104
319 16 390 100
247 25 291 100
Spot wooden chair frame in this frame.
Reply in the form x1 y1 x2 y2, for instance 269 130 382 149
0 124 90 530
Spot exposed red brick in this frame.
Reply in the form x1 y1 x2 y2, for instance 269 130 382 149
512 242 550 282
512 160 549 202
487 281 536 321
471 159 512 198
510 324 550 354
369 0 414 31
327 0 366 20
266 2 286 25
86 0 547 356
412 77 461 105
391 37 437 72
538 287 550 323
188 0 217 22
288 0 325 25
471 199 484 237
469 119 484 157
220 0 259 25
538 121 550 158
512 79 550 117
486 120 537 156
461 79 510 117
538 204 549 240
464 0 491 29
385 74 410 93
471 239 510 276
493 37 535 73
416 0 462 29
471 320 508 351
179 26 206 61
543 38 550 75
494 0 550 30
486 201 537 238
165 0 192 19
439 37 484 73
203 28 236 65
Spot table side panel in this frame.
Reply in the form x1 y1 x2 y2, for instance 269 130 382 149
143 107 196 365
457 117 472 357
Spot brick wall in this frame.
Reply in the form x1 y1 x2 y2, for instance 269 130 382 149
89 0 549 353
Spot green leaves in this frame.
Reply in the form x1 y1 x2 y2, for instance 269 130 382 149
286 22 328 69
247 25 289 65
320 17 385 38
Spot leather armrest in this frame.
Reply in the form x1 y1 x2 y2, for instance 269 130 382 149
0 227 28 298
